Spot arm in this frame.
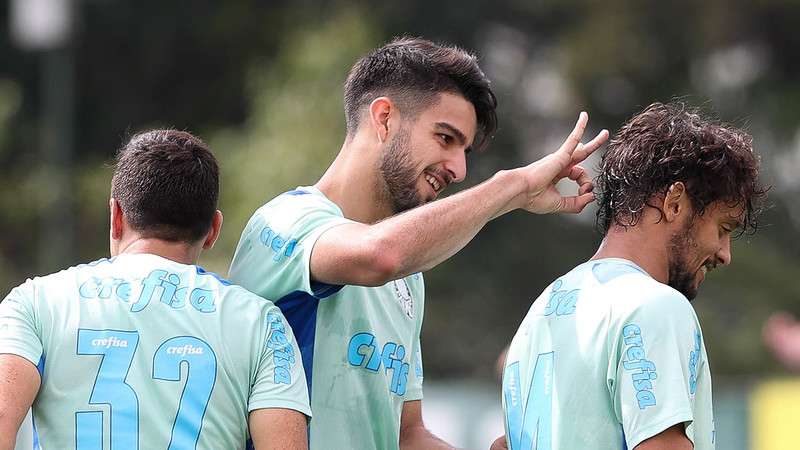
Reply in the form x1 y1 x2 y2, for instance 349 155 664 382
611 282 708 449
311 113 608 286
399 400 455 450
248 408 308 450
635 424 693 450
0 355 40 450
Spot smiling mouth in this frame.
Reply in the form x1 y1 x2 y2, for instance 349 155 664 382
424 172 443 193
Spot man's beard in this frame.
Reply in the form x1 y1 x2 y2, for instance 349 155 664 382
378 128 423 214
667 222 700 301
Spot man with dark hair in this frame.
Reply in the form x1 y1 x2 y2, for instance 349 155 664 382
229 37 607 450
0 130 310 450
499 102 767 450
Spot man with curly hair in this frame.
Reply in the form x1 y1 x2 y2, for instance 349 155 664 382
498 102 767 450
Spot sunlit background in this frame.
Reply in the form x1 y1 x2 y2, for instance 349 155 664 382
2 1 800 449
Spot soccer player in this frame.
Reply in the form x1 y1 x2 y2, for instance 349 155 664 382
0 130 310 450
498 102 767 450
229 37 607 450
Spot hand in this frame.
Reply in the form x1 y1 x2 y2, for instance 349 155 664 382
489 435 508 450
514 112 608 214
763 311 800 371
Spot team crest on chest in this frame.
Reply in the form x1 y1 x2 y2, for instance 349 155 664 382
392 279 414 319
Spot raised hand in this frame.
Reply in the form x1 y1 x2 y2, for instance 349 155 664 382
514 112 609 214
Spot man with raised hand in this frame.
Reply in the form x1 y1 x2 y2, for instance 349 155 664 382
0 130 310 450
498 102 767 450
229 37 607 450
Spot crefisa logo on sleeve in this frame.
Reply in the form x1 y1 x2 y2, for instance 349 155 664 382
392 279 413 319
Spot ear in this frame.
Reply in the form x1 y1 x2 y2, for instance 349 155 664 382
109 198 124 240
662 182 689 223
202 210 223 250
368 97 395 143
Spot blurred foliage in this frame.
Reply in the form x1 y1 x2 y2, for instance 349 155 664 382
1 0 799 379
205 8 377 267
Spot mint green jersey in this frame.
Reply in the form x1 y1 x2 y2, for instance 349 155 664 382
229 186 424 450
502 258 715 450
0 253 310 450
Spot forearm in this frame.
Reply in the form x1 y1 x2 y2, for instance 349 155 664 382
311 113 603 286
400 424 456 450
374 169 524 278
0 432 15 450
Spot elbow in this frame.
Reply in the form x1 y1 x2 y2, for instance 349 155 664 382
359 235 404 287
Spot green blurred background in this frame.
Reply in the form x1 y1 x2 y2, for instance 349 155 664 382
2 1 799 448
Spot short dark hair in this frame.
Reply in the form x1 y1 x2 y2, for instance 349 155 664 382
344 36 498 150
596 101 767 235
111 129 219 242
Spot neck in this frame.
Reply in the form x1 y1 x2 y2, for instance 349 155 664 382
315 134 393 224
591 225 670 284
114 237 201 266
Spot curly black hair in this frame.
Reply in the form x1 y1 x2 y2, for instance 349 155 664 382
596 101 768 236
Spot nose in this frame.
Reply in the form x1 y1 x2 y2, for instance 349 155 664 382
717 234 732 266
445 151 467 184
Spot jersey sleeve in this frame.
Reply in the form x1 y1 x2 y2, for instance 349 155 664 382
249 305 311 417
229 192 353 301
608 284 703 448
0 281 43 368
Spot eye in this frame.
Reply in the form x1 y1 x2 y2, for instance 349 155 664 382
437 133 452 145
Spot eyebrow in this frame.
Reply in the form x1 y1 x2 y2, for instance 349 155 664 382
435 122 470 149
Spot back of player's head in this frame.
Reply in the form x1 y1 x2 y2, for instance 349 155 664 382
596 101 768 234
111 129 219 243
344 36 498 150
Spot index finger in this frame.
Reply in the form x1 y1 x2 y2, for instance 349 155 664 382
571 129 609 165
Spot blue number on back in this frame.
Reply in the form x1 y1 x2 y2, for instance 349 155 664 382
153 336 217 450
503 352 554 450
75 330 217 450
76 329 140 450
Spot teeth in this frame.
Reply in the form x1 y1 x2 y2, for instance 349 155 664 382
425 174 441 191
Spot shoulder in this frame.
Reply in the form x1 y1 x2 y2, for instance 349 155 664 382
602 273 698 328
2 260 110 311
253 188 342 222
2 278 35 304
25 258 110 293
212 270 284 310
242 188 346 244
